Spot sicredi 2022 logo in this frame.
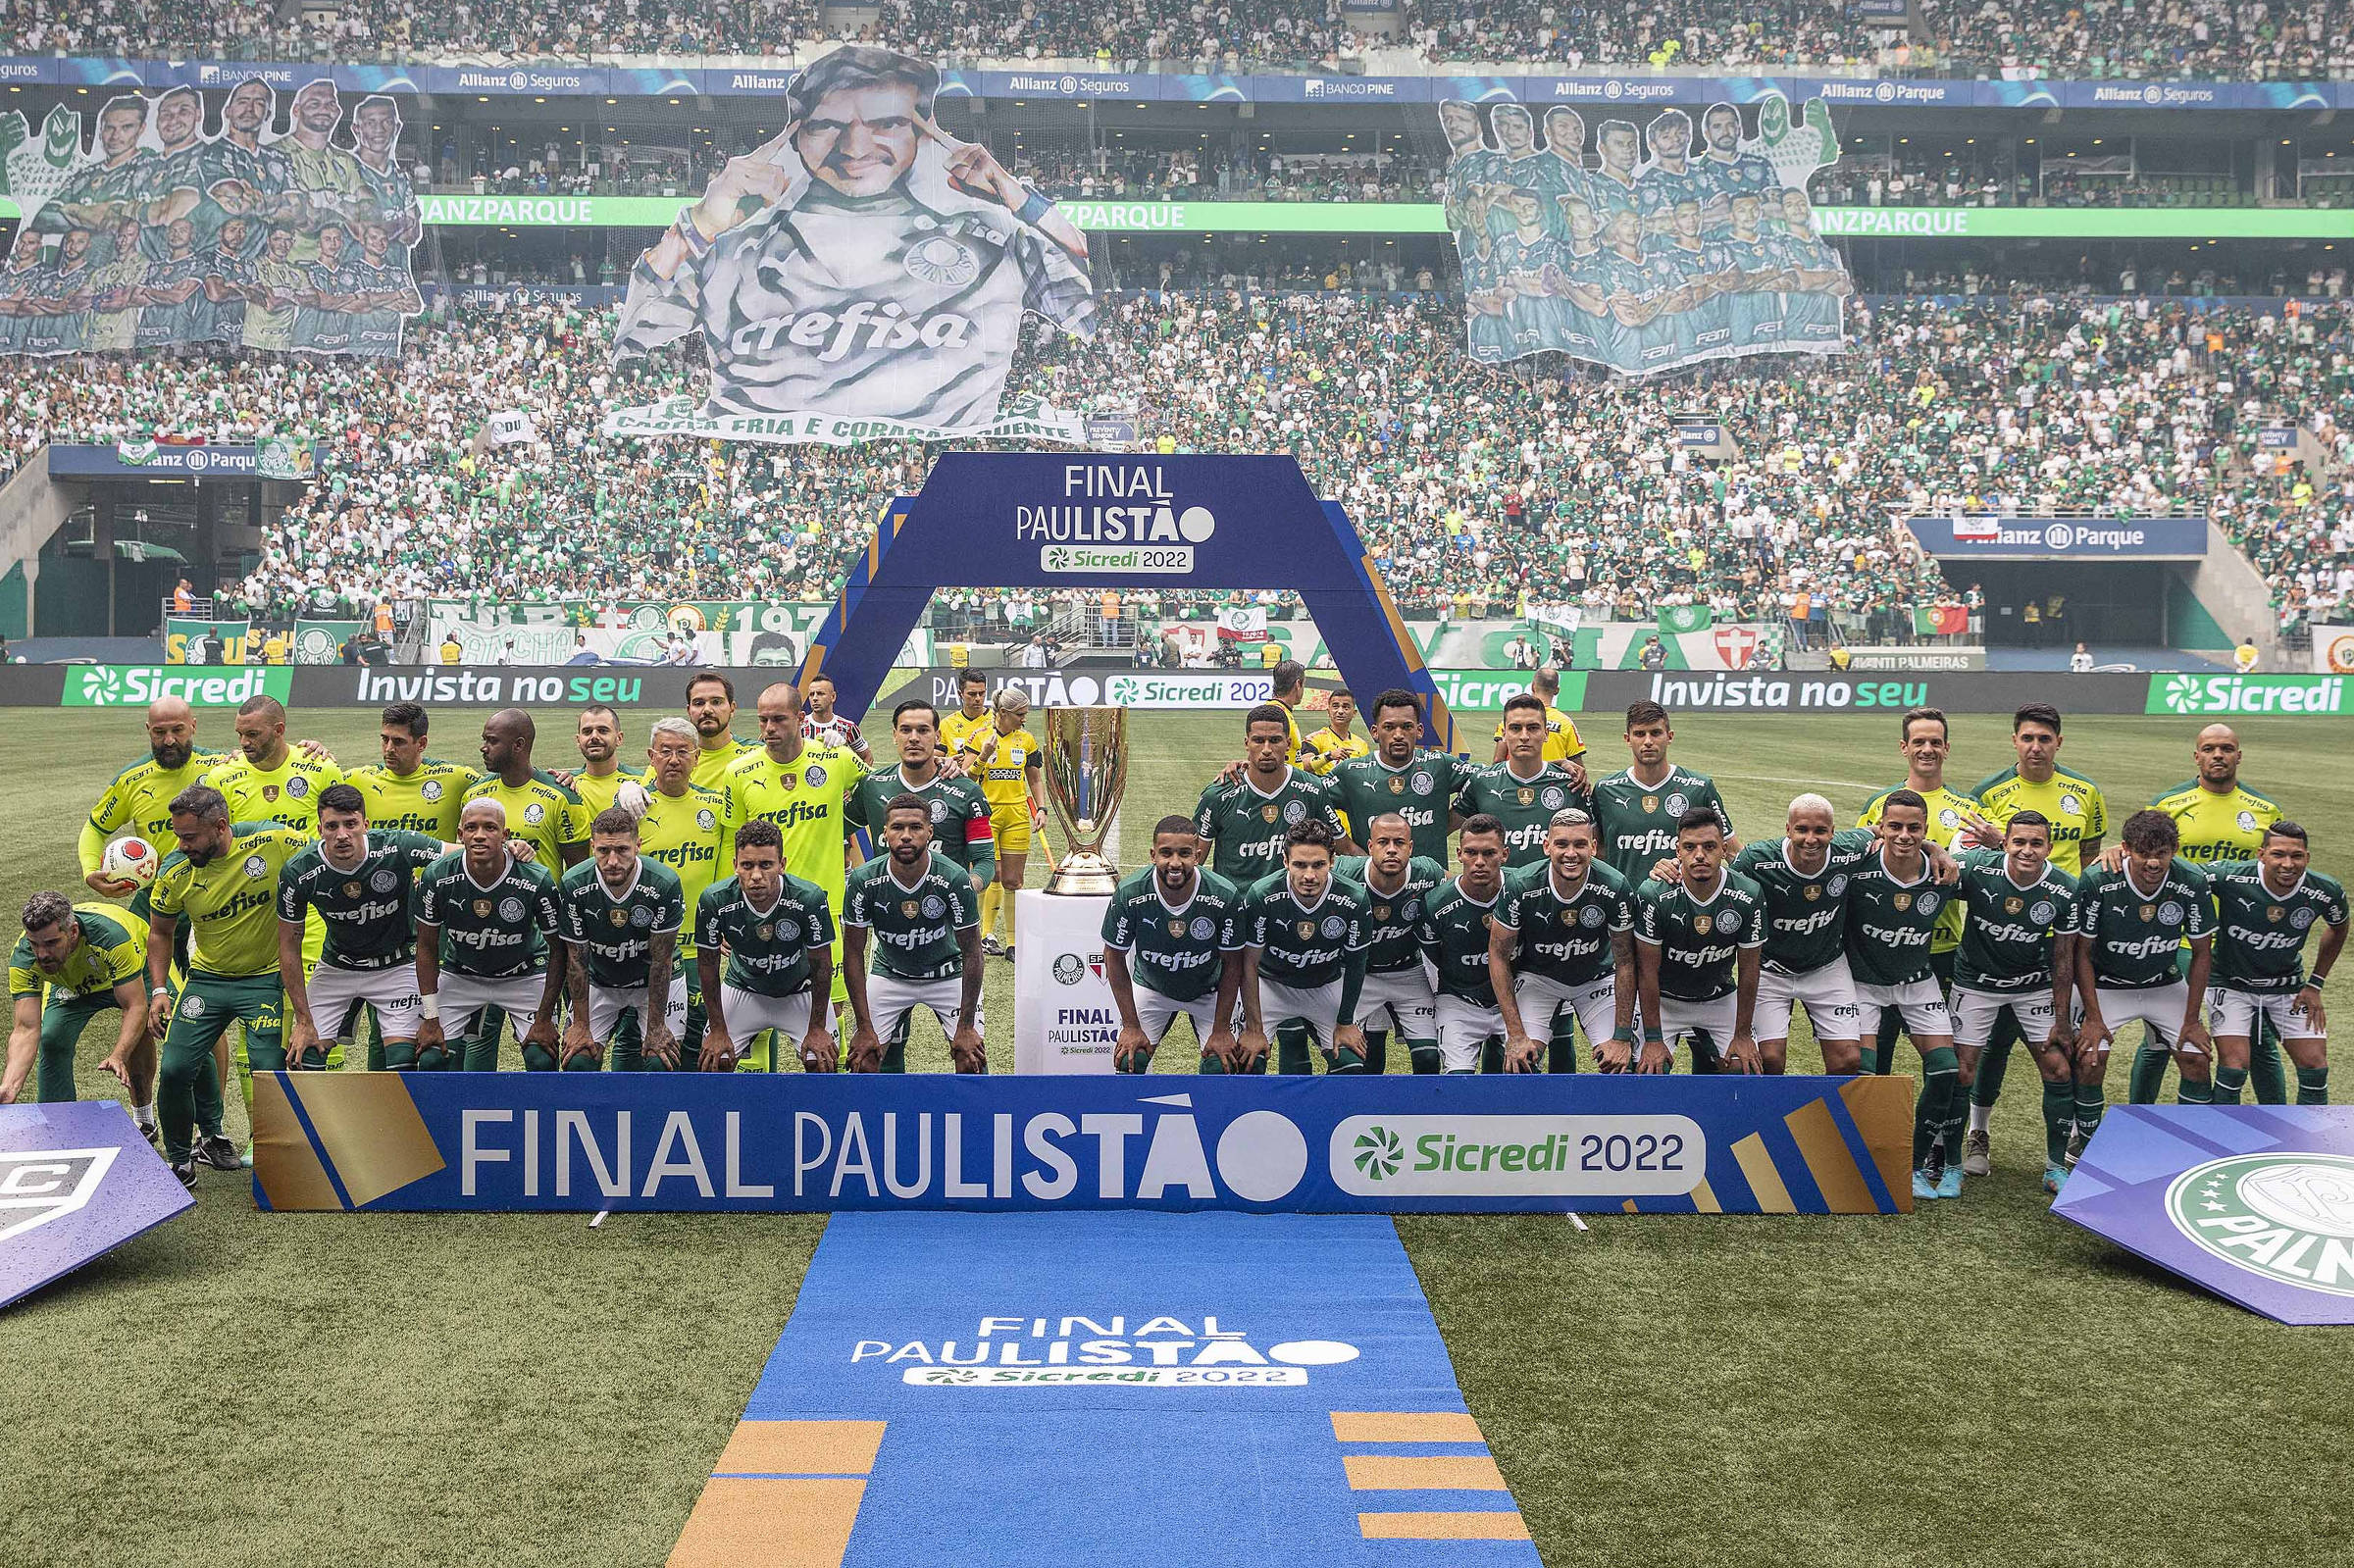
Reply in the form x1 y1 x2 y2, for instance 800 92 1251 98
1021 463 1214 576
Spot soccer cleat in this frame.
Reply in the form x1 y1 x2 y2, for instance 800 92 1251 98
1915 1141 1947 1199
196 1134 242 1171
172 1160 197 1189
980 936 1004 957
1912 1168 1940 1202
1962 1129 1991 1178
1937 1165 1963 1200
2043 1162 2067 1195
1002 944 1016 963
138 1119 161 1147
2063 1127 2088 1170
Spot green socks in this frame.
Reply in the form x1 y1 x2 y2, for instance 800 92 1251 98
2249 1028 2288 1104
2297 1065 2330 1105
2127 1039 2172 1104
2177 1072 2213 1104
1970 1035 2013 1109
2212 1064 2248 1105
1915 1046 1959 1166
2073 1083 2107 1146
2041 1080 2074 1166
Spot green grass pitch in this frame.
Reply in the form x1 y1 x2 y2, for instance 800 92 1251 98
4 705 2352 1567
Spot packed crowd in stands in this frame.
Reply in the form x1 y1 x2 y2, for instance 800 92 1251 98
4 0 2352 79
2 285 2349 639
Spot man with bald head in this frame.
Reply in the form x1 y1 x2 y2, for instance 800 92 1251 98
82 696 232 897
721 682 858 1056
203 694 345 835
1730 793 1874 1074
462 707 589 872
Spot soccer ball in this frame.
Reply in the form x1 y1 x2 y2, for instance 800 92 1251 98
101 836 159 888
614 781 652 820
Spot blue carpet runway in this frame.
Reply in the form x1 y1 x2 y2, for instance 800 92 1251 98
670 1212 1541 1566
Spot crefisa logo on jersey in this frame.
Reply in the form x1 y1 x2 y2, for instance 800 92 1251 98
2168 1153 2354 1297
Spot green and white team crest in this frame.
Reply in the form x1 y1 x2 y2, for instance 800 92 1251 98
2167 1153 2354 1297
1353 1125 1405 1181
61 666 291 708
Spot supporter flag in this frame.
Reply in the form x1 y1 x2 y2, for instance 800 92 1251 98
255 437 313 480
1658 604 1713 634
604 44 1097 447
1440 92 1851 378
0 79 424 361
483 410 540 448
1951 513 2003 542
1914 604 1970 636
292 619 364 664
1217 607 1269 643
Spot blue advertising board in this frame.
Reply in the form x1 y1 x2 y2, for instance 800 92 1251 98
249 1071 1917 1215
1900 514 2208 560
46 443 317 479
11 57 2349 107
2054 1106 2354 1325
1 1101 193 1309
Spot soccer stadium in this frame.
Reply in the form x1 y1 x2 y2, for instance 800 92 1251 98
3 7 2353 1565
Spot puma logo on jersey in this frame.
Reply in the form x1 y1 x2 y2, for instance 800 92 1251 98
730 301 975 363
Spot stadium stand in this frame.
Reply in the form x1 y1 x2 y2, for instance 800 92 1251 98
3 291 2341 637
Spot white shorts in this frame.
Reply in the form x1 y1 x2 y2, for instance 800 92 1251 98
435 969 550 1039
1854 978 1953 1042
1951 986 2059 1052
1754 957 1861 1043
1434 993 1507 1073
1515 971 1619 1054
308 961 422 1041
718 983 816 1046
1658 991 1739 1061
1133 982 1220 1050
1259 976 1345 1054
588 973 689 1042
2207 986 2325 1042
1358 967 1438 1043
2093 982 2197 1056
868 971 976 1041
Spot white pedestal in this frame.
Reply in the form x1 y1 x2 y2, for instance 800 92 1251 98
1012 889 1118 1074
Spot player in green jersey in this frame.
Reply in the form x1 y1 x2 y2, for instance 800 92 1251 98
1236 820 1369 1075
2070 810 2214 1159
722 683 859 1024
633 719 729 1064
1333 687 1469 867
845 701 998 886
80 695 234 897
466 708 591 871
412 798 569 1073
1843 790 1966 1197
1857 707 1977 1077
8 894 149 1116
202 694 344 835
1729 795 1872 1075
1591 701 1734 885
2205 822 2345 1106
1104 817 1245 1073
344 701 479 839
568 704 637 819
1493 808 1635 1073
276 784 443 1070
1964 702 2112 1146
144 787 309 1182
1948 813 2079 1190
686 670 761 789
1335 812 1447 1075
696 821 839 1072
1194 705 1348 888
557 809 688 1071
1634 809 1764 1075
1453 694 1586 870
1416 816 1512 1074
843 796 985 1074
2135 724 2290 1103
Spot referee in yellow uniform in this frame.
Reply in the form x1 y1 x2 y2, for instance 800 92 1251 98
1489 668 1585 770
971 688 1048 960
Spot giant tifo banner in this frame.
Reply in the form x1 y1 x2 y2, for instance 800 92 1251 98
416 599 939 668
0 77 422 358
602 44 1098 447
1442 93 1850 377
249 1073 1918 1215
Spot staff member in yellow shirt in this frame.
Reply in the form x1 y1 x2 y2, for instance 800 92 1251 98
974 688 1049 960
1489 668 1586 777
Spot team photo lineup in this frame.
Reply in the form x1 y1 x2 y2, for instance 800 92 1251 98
15 663 2337 1207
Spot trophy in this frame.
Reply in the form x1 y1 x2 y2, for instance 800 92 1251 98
1040 706 1129 895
